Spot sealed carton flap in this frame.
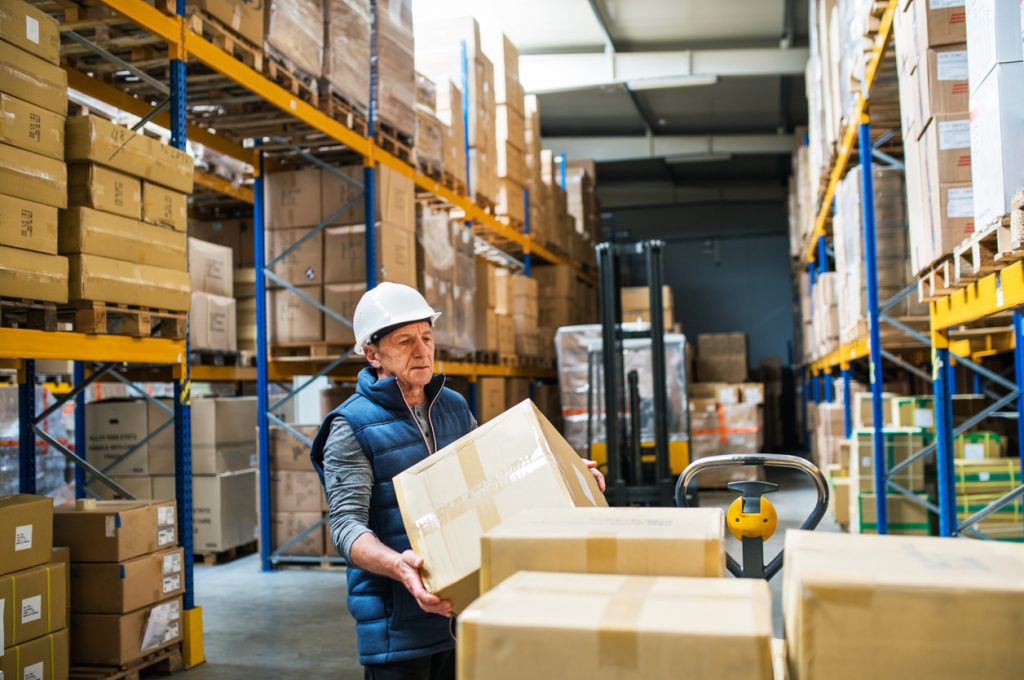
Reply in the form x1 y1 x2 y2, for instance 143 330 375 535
783 530 1024 591
486 506 724 541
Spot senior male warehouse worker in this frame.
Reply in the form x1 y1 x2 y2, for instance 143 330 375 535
309 282 604 679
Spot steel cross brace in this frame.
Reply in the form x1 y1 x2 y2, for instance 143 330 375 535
265 193 363 269
264 270 354 327
64 30 170 95
269 350 357 413
266 412 314 449
293 147 365 190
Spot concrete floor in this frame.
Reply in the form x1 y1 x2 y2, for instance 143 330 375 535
178 468 836 677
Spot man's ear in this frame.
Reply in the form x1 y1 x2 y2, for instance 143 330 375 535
364 344 382 369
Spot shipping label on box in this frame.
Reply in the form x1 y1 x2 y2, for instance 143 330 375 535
54 500 177 562
69 546 183 614
923 113 971 184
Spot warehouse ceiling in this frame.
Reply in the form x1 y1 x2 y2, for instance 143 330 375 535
413 0 809 210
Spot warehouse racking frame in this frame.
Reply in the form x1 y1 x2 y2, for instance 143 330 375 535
800 0 1024 539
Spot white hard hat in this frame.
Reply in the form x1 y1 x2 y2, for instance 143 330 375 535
352 282 441 355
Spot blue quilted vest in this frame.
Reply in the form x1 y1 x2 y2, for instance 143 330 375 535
309 366 474 665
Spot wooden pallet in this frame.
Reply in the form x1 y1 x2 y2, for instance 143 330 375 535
917 257 956 303
190 349 246 366
69 301 187 339
375 121 413 163
270 341 354 361
317 84 369 136
436 347 476 363
0 297 58 331
184 8 262 71
70 644 183 680
441 171 467 197
996 190 1024 260
196 540 257 566
495 214 525 232
264 52 319 108
474 350 499 365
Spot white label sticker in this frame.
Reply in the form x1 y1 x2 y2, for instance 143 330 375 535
929 0 965 8
24 16 39 44
964 443 986 460
936 51 968 81
862 456 871 468
913 408 935 428
20 595 41 624
979 471 991 481
157 506 176 527
22 662 43 680
938 120 970 150
157 528 175 547
14 525 32 552
104 516 116 538
163 574 181 594
947 187 973 218
250 453 258 467
996 276 1005 306
141 600 181 651
163 553 181 575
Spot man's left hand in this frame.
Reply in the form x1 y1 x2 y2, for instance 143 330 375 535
584 459 606 492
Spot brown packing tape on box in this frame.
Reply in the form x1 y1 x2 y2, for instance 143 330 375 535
0 629 69 680
0 243 68 302
0 38 67 115
59 207 187 270
597 579 655 671
0 560 67 645
0 142 67 208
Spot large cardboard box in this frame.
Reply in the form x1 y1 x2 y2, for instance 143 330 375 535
965 0 1023 91
0 560 67 645
0 142 67 208
0 243 68 302
142 182 187 232
187 397 258 474
322 0 370 112
783 530 1024 678
0 0 61 62
190 291 237 352
71 596 182 665
267 227 323 286
854 492 931 535
0 39 67 115
268 167 321 229
189 236 233 297
917 45 969 128
968 61 1024 230
323 282 362 343
914 0 968 50
0 495 53 578
394 400 608 612
153 470 257 552
0 629 69 680
265 0 324 77
188 0 265 44
271 511 324 555
476 376 506 423
850 427 927 493
922 113 972 185
269 285 323 344
60 207 187 270
65 116 194 193
323 222 416 286
269 424 320 471
67 163 142 219
459 571 773 680
86 475 155 501
852 391 895 428
54 500 177 562
69 546 183 614
480 507 726 592
0 92 64 160
271 469 322 513
0 193 57 254
85 399 175 477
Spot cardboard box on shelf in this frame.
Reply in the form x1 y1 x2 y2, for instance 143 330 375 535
190 218 255 267
271 469 322 513
917 45 969 127
67 163 141 219
189 236 233 297
188 0 265 44
968 60 1024 230
0 92 64 160
153 470 257 553
324 222 416 286
69 546 183 613
268 167 321 229
65 115 194 193
394 400 608 613
375 0 416 136
0 193 57 254
853 392 896 428
270 425 320 470
86 398 174 477
850 428 927 494
831 475 851 526
271 511 324 555
459 571 773 680
496 313 515 356
620 285 674 325
922 113 972 185
183 397 259 474
320 384 356 418
323 282 363 343
71 596 182 665
266 227 323 287
322 0 370 112
264 0 325 75
784 530 1024 678
142 182 187 232
0 39 67 115
69 253 191 311
494 177 526 222
0 494 54 577
190 291 237 353
321 163 415 229
953 431 1005 459
59 207 187 270
854 492 931 535
0 142 67 208
964 0 1023 92
0 244 68 302
480 507 726 592
913 0 967 51
54 500 177 562
269 285 323 344
0 630 69 680
0 0 61 63
476 376 506 423
86 475 155 501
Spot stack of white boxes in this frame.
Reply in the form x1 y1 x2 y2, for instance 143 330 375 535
189 237 236 352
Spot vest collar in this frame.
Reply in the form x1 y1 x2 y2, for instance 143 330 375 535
356 366 446 411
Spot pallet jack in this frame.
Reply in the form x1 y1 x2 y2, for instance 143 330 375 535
676 454 830 579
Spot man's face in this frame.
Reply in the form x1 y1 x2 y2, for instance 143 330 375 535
365 321 435 388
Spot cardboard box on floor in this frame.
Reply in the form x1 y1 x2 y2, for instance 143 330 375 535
458 571 774 680
394 400 608 613
0 629 69 680
0 559 66 643
71 596 183 665
54 500 177 562
153 470 257 552
0 243 68 303
783 530 1024 679
70 546 183 614
480 507 726 592
60 207 187 270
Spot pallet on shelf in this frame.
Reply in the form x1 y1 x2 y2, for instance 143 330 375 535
184 8 262 71
416 158 444 183
70 643 183 680
317 84 369 137
196 540 258 566
70 301 187 340
263 53 319 109
917 257 956 303
374 121 413 164
441 171 467 197
995 190 1024 261
0 297 58 331
270 341 356 361
190 349 248 367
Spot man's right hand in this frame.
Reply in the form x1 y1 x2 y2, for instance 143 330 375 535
396 550 453 617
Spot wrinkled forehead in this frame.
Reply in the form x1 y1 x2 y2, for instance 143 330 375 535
387 320 433 342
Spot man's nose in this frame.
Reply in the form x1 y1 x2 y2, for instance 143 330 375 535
411 336 428 355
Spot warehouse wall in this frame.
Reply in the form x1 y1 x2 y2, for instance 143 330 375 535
610 201 793 370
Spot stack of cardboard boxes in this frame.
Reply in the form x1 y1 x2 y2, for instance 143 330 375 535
62 114 192 314
190 216 257 353
496 270 540 358
688 381 766 488
265 0 324 81
0 495 69 678
268 425 326 556
434 78 467 188
57 499 183 666
619 285 674 327
375 0 415 138
0 0 69 306
809 271 840 358
535 264 595 360
487 33 528 225
696 332 750 384
523 95 548 246
566 159 602 244
85 397 176 496
189 237 236 352
953 430 1021 540
416 204 475 354
321 0 370 115
414 74 444 172
473 259 515 357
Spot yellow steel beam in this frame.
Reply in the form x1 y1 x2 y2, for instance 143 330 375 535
930 261 1024 332
187 364 257 381
65 66 255 166
810 336 869 373
95 0 569 269
194 171 254 204
0 328 185 364
804 0 898 264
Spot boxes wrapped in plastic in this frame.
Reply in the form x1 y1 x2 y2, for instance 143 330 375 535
374 0 415 136
323 0 370 112
266 0 324 78
415 110 444 169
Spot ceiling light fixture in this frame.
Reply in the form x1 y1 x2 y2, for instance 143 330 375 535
625 74 719 91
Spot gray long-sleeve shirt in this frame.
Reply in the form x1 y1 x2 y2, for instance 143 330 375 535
323 403 475 562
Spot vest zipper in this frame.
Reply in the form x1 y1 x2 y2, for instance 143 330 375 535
400 377 443 454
